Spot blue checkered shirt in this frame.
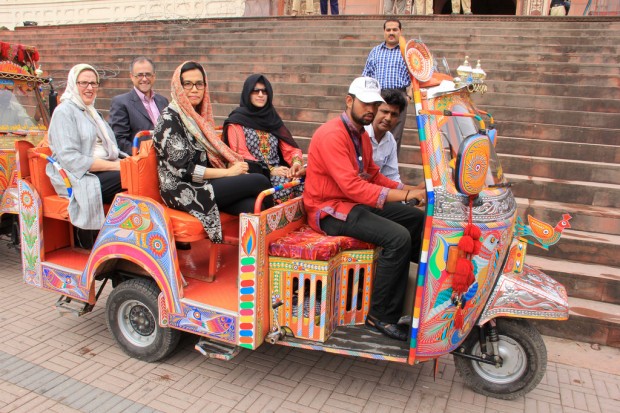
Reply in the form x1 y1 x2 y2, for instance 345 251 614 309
362 43 411 90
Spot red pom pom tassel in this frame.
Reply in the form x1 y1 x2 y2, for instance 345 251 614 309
454 306 464 329
458 235 474 253
17 45 24 63
453 258 473 293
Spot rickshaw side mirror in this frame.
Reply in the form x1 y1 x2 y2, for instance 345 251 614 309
454 133 491 196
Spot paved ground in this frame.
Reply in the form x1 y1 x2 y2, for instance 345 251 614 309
1 240 619 413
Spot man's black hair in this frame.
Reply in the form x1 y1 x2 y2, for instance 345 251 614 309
381 88 406 114
383 18 402 30
180 61 206 83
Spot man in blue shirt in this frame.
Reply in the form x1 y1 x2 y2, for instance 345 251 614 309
364 88 406 183
362 19 411 155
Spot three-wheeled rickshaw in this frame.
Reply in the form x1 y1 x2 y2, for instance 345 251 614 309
0 42 52 243
14 40 569 399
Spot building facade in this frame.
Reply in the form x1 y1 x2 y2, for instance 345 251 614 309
1 0 589 30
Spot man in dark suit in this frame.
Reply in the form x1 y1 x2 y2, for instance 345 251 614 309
109 56 168 154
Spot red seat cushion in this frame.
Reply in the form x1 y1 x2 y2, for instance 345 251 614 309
269 225 374 261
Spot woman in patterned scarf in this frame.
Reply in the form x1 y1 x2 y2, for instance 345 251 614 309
222 74 304 203
153 62 272 243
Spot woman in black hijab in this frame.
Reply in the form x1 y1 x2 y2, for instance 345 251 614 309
223 74 304 202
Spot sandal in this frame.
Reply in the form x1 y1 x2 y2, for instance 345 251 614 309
365 315 408 341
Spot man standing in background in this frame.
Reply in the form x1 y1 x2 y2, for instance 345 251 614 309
362 19 411 154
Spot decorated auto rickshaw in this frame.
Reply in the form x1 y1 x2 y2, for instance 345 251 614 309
0 42 52 241
15 39 569 400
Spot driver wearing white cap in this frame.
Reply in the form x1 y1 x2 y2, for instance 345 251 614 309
303 77 426 341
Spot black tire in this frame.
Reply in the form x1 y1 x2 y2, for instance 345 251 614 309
106 278 180 362
454 318 547 400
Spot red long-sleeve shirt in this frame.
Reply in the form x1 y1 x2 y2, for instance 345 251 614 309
304 115 402 233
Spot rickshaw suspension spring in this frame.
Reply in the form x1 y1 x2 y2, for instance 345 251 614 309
487 322 502 366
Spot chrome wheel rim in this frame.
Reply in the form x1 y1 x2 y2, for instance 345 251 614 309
471 335 527 384
118 299 156 347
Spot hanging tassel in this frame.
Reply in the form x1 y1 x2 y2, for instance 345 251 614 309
17 45 24 63
0 42 9 60
453 257 473 293
458 232 474 253
454 304 464 329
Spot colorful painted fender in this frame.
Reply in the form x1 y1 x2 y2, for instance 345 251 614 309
478 264 569 325
83 194 184 312
0 151 18 215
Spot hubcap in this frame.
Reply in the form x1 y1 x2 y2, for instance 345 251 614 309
118 299 156 347
471 335 527 384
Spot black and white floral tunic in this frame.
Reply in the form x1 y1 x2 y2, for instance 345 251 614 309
153 107 224 243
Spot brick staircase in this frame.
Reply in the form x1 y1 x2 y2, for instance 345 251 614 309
3 15 619 347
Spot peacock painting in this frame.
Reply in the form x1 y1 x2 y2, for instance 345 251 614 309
515 214 572 250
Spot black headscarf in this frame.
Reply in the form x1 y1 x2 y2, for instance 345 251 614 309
222 74 299 150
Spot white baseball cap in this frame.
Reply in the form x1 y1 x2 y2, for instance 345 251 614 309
348 77 385 104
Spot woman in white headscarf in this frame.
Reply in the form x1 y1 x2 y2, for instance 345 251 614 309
47 64 122 232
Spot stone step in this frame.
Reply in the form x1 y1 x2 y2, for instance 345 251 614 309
394 136 620 165
37 49 620 77
23 39 620 61
198 79 617 101
496 121 618 145
394 145 620 184
527 228 620 268
217 102 620 131
473 105 619 130
398 167 620 209
495 137 620 164
8 18 620 39
176 89 619 114
231 117 617 148
87 87 612 116
532 297 620 348
527 255 620 306
39 59 620 89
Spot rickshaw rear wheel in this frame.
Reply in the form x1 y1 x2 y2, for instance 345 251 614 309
106 278 180 362
454 318 546 400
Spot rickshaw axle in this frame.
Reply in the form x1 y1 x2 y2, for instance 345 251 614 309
453 347 504 367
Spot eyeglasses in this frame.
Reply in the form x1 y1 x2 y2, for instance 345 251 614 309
251 88 268 96
133 72 154 79
182 81 206 90
76 81 100 89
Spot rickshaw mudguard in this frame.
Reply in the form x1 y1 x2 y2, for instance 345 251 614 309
0 151 18 215
83 194 185 312
478 263 569 325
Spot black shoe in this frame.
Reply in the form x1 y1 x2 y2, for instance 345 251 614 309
365 315 408 341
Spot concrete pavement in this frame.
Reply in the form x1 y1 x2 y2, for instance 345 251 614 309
0 239 619 413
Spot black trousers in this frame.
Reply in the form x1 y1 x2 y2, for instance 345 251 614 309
211 173 273 215
94 171 122 204
320 202 425 324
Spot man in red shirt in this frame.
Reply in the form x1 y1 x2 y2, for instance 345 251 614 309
304 77 425 341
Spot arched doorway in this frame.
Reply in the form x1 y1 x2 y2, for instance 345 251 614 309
436 0 517 14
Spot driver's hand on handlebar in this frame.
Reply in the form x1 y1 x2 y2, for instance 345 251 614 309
406 188 426 206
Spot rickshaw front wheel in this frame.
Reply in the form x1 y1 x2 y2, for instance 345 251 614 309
454 318 547 400
106 278 181 362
